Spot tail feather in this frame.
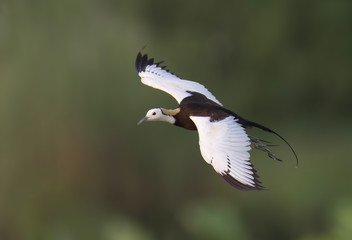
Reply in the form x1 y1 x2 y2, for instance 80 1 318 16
241 118 299 167
218 107 298 166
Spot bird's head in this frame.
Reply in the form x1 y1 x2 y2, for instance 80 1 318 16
137 108 176 125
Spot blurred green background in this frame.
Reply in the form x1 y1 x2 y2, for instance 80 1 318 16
1 0 352 239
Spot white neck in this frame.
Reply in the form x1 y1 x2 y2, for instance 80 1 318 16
160 114 176 124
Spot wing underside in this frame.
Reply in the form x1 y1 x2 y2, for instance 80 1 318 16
190 115 263 190
135 53 222 105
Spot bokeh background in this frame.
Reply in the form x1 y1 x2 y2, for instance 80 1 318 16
1 0 352 239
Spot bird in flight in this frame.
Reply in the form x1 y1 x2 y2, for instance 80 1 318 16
135 52 297 190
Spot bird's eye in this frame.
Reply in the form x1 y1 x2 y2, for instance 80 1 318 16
152 112 156 115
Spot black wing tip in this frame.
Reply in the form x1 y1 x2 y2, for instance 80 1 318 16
221 171 265 191
135 52 177 77
135 52 154 73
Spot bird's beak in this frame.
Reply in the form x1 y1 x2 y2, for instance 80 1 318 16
137 117 148 125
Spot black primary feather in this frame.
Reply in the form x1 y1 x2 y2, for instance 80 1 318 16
135 52 178 78
222 169 264 191
135 52 153 73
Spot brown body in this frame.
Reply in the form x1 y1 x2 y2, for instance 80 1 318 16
173 92 246 131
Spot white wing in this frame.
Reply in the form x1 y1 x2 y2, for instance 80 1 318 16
135 53 222 105
190 115 263 190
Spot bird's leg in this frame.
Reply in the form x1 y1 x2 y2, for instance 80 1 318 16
249 136 282 162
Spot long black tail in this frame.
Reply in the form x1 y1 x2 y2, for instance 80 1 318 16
239 117 299 167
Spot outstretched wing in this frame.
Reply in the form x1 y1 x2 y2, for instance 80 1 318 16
190 115 263 190
135 53 222 105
